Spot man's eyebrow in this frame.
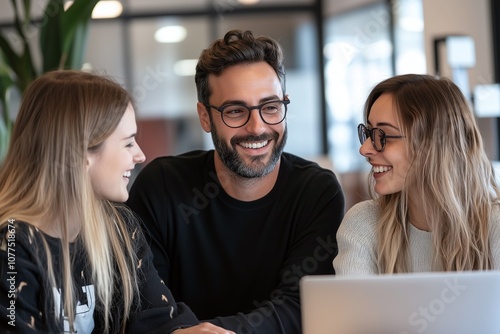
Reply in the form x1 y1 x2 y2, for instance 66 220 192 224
219 99 246 105
259 95 281 103
219 95 281 106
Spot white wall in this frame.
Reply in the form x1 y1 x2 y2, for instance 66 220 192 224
423 0 498 159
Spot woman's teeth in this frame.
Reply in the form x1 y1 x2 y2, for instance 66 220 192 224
241 140 268 149
123 171 131 178
373 166 392 173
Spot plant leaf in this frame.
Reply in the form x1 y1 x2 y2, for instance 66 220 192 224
11 0 26 40
0 64 15 125
18 0 38 81
0 64 14 161
0 33 22 75
0 33 32 91
0 1 36 90
66 20 90 70
22 0 31 27
39 0 65 72
60 0 100 69
0 116 10 163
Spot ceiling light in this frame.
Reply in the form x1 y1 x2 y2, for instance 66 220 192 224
238 0 261 4
92 1 123 19
64 1 123 19
155 26 187 43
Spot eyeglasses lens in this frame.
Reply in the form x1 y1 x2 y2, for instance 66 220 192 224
222 101 286 127
358 124 385 152
373 129 384 151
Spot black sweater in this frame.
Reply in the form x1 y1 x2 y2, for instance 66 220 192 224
127 150 345 334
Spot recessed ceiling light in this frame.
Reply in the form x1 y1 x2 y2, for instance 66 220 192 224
155 26 187 43
238 0 260 4
92 1 123 19
64 1 123 19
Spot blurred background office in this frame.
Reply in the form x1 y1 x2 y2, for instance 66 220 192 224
1 0 499 210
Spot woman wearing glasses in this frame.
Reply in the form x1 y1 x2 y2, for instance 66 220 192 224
333 73 500 275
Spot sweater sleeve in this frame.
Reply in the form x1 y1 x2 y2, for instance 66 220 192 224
333 200 379 276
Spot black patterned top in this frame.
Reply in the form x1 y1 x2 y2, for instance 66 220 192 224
0 214 199 333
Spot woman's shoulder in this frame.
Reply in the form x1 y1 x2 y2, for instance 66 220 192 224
490 203 500 232
339 200 379 236
344 199 380 221
489 204 500 269
0 219 49 259
339 200 380 236
492 203 500 217
0 219 42 242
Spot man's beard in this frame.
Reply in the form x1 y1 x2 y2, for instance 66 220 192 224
210 122 287 178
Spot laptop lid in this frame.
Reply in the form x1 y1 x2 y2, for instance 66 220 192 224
300 271 500 334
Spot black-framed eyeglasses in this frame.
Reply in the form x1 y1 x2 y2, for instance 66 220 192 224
205 99 290 128
357 123 404 152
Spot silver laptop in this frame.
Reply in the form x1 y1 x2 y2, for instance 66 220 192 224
300 271 500 334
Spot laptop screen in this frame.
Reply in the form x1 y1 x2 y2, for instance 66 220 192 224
300 271 500 334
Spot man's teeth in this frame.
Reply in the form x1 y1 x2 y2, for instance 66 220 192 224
241 140 268 149
373 166 392 173
123 171 131 178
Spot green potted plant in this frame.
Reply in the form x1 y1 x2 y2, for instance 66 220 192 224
0 0 100 161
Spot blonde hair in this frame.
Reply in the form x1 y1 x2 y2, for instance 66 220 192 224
0 70 139 332
363 74 500 273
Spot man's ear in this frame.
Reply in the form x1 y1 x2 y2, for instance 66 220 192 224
197 102 211 133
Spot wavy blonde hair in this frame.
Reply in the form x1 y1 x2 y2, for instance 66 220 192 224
363 74 500 273
0 70 139 332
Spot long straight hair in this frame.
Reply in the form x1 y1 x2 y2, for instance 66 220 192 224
363 74 500 273
0 70 139 332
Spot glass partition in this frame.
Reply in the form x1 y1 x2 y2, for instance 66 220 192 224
324 2 393 173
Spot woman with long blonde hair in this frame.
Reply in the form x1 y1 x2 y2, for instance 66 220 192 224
0 70 234 334
333 73 500 275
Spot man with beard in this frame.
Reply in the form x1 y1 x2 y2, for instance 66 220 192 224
127 29 345 334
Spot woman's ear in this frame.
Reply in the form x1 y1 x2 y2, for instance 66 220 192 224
197 102 211 133
86 153 93 171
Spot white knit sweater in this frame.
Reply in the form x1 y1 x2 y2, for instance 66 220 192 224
333 200 500 275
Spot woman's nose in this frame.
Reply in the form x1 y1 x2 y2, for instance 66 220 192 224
134 145 146 163
359 138 376 157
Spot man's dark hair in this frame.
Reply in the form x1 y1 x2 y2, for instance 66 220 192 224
195 29 286 104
